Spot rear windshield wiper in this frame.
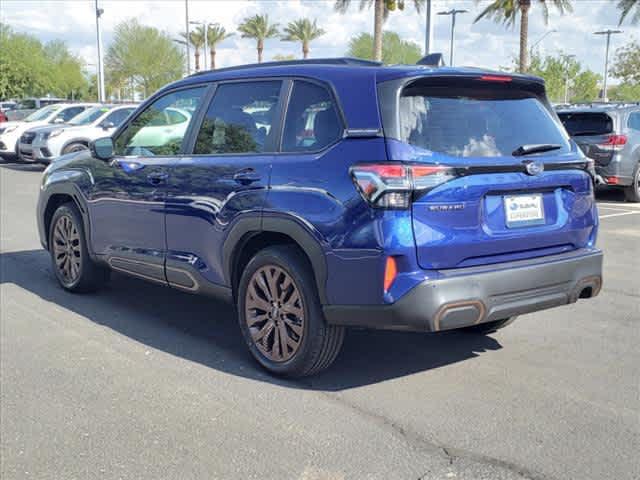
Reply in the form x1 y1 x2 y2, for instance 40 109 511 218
512 144 562 157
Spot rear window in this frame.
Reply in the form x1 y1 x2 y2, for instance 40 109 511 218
393 85 570 158
557 112 613 136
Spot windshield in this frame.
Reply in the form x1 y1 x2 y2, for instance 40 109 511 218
395 85 570 158
557 112 613 136
24 104 61 122
69 106 111 126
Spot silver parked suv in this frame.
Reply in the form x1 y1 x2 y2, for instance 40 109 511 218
557 103 640 202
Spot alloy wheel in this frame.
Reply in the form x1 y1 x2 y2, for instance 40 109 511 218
52 215 82 285
245 265 304 362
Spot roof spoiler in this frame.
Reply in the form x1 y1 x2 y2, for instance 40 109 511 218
416 53 445 67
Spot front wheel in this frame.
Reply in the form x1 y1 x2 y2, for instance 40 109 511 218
237 245 345 377
49 202 109 292
460 317 517 335
62 142 89 155
623 163 640 203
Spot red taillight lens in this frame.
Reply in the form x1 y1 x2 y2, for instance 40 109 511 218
350 163 457 209
478 75 513 83
599 134 627 151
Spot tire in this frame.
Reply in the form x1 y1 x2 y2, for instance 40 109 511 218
62 142 89 155
237 245 345 378
623 163 640 203
49 202 109 293
460 317 517 335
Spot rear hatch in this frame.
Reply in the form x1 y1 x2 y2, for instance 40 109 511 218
379 75 596 270
557 111 618 165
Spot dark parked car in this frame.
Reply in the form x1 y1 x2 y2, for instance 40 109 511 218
557 103 640 202
37 58 603 376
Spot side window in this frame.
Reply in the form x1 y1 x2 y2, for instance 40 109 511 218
628 112 640 131
103 108 134 127
193 81 281 155
282 81 342 152
115 87 205 156
55 106 85 122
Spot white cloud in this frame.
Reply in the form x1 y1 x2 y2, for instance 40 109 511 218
1 0 638 76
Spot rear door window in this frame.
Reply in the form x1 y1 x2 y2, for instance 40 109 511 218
282 81 342 152
627 112 640 131
392 84 570 158
557 112 613 136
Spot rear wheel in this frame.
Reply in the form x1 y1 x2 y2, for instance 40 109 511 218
461 317 517 335
237 245 345 377
623 163 640 203
49 203 109 292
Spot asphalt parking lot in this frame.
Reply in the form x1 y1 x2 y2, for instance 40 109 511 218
1 160 638 480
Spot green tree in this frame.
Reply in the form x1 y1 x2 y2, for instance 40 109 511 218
106 19 184 99
609 82 640 101
617 0 640 24
474 0 572 73
238 14 279 63
346 31 422 65
206 24 233 70
181 26 205 71
335 0 424 62
45 40 88 99
611 39 640 84
281 18 325 59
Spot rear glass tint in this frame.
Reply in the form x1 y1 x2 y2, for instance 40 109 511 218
394 85 570 158
557 112 613 136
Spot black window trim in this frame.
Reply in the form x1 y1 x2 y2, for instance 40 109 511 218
111 82 213 159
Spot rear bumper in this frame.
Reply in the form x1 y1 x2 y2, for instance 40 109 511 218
596 158 634 186
324 248 603 332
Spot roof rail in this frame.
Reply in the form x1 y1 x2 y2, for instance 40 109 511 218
188 57 383 77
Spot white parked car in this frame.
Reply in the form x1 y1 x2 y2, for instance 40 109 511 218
0 103 96 159
21 104 137 163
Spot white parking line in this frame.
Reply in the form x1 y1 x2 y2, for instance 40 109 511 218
598 202 640 210
599 211 640 219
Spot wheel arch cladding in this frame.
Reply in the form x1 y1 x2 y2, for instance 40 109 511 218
44 194 77 249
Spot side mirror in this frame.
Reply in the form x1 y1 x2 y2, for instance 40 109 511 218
101 121 115 131
90 137 114 161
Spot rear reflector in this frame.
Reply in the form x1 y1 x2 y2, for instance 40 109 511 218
478 75 513 83
350 163 457 209
384 256 398 292
606 176 620 185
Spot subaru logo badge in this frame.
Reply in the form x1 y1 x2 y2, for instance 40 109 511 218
525 161 544 176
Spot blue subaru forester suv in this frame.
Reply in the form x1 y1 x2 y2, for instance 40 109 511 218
37 58 603 377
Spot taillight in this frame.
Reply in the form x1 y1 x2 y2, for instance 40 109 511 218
478 75 513 83
598 134 627 152
350 163 457 209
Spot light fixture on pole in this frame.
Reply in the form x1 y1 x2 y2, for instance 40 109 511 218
438 8 468 66
425 0 433 55
94 0 105 102
563 54 576 104
530 29 558 50
190 20 209 71
185 0 191 75
594 29 622 102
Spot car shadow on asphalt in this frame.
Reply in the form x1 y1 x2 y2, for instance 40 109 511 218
1 249 503 390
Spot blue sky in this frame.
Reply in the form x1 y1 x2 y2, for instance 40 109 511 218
2 0 638 80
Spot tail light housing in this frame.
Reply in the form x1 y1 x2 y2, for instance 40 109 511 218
350 163 457 209
598 134 627 152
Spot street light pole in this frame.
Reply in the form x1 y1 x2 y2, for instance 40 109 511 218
530 29 557 51
185 0 191 75
594 29 622 102
95 0 105 102
438 8 468 66
425 0 433 55
563 54 576 104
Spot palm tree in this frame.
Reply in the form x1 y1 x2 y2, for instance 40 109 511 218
618 0 640 24
334 0 424 62
238 14 279 63
281 18 326 59
474 0 572 73
206 24 233 69
181 26 205 71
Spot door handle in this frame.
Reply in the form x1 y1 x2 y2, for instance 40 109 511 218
147 172 169 185
233 168 261 185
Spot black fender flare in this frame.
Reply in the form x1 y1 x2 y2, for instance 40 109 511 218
222 214 329 304
61 138 92 154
